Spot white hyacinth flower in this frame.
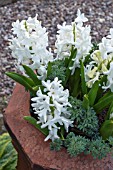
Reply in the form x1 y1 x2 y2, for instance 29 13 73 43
95 28 113 63
31 88 51 123
9 14 53 80
31 78 73 141
107 28 113 39
71 24 92 74
12 20 27 37
84 27 113 89
55 22 75 59
110 112 113 119
102 62 113 92
75 9 88 25
44 127 59 142
85 63 100 88
41 112 73 133
55 9 92 75
42 77 71 111
99 37 113 60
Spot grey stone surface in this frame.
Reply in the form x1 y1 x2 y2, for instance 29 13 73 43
0 0 17 6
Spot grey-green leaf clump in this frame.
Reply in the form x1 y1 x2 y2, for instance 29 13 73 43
108 136 113 146
68 97 99 137
64 133 89 157
47 60 66 84
85 137 111 159
0 133 17 170
50 138 63 151
64 132 111 159
77 107 99 137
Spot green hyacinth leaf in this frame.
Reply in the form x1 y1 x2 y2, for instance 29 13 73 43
82 94 89 110
9 73 35 87
80 60 87 95
93 93 113 113
69 48 77 63
106 101 113 120
71 68 81 97
100 120 113 140
6 72 35 94
22 65 41 85
64 57 69 67
24 116 49 136
65 48 77 85
88 81 99 107
0 133 17 170
47 61 52 77
96 76 107 101
97 90 111 103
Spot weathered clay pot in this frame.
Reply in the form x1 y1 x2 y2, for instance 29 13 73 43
3 84 113 170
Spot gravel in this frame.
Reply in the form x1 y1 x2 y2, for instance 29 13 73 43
0 0 113 132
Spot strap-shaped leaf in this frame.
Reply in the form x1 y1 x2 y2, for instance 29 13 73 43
24 116 49 136
64 57 69 67
84 54 90 65
22 65 41 85
93 93 113 113
106 101 113 120
100 120 113 140
71 68 81 97
64 48 77 85
47 61 52 77
6 72 35 86
6 72 35 94
82 94 89 110
88 81 99 106
95 75 107 102
97 90 111 103
69 48 77 63
80 60 87 95
23 77 35 86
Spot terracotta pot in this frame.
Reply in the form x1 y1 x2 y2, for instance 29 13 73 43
3 84 113 170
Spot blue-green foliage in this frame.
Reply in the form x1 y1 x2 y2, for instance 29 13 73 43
50 138 63 151
68 97 99 137
49 95 113 159
77 107 99 137
64 132 111 159
85 137 111 159
68 97 83 122
64 132 75 147
64 133 89 157
108 136 113 147
47 60 66 84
